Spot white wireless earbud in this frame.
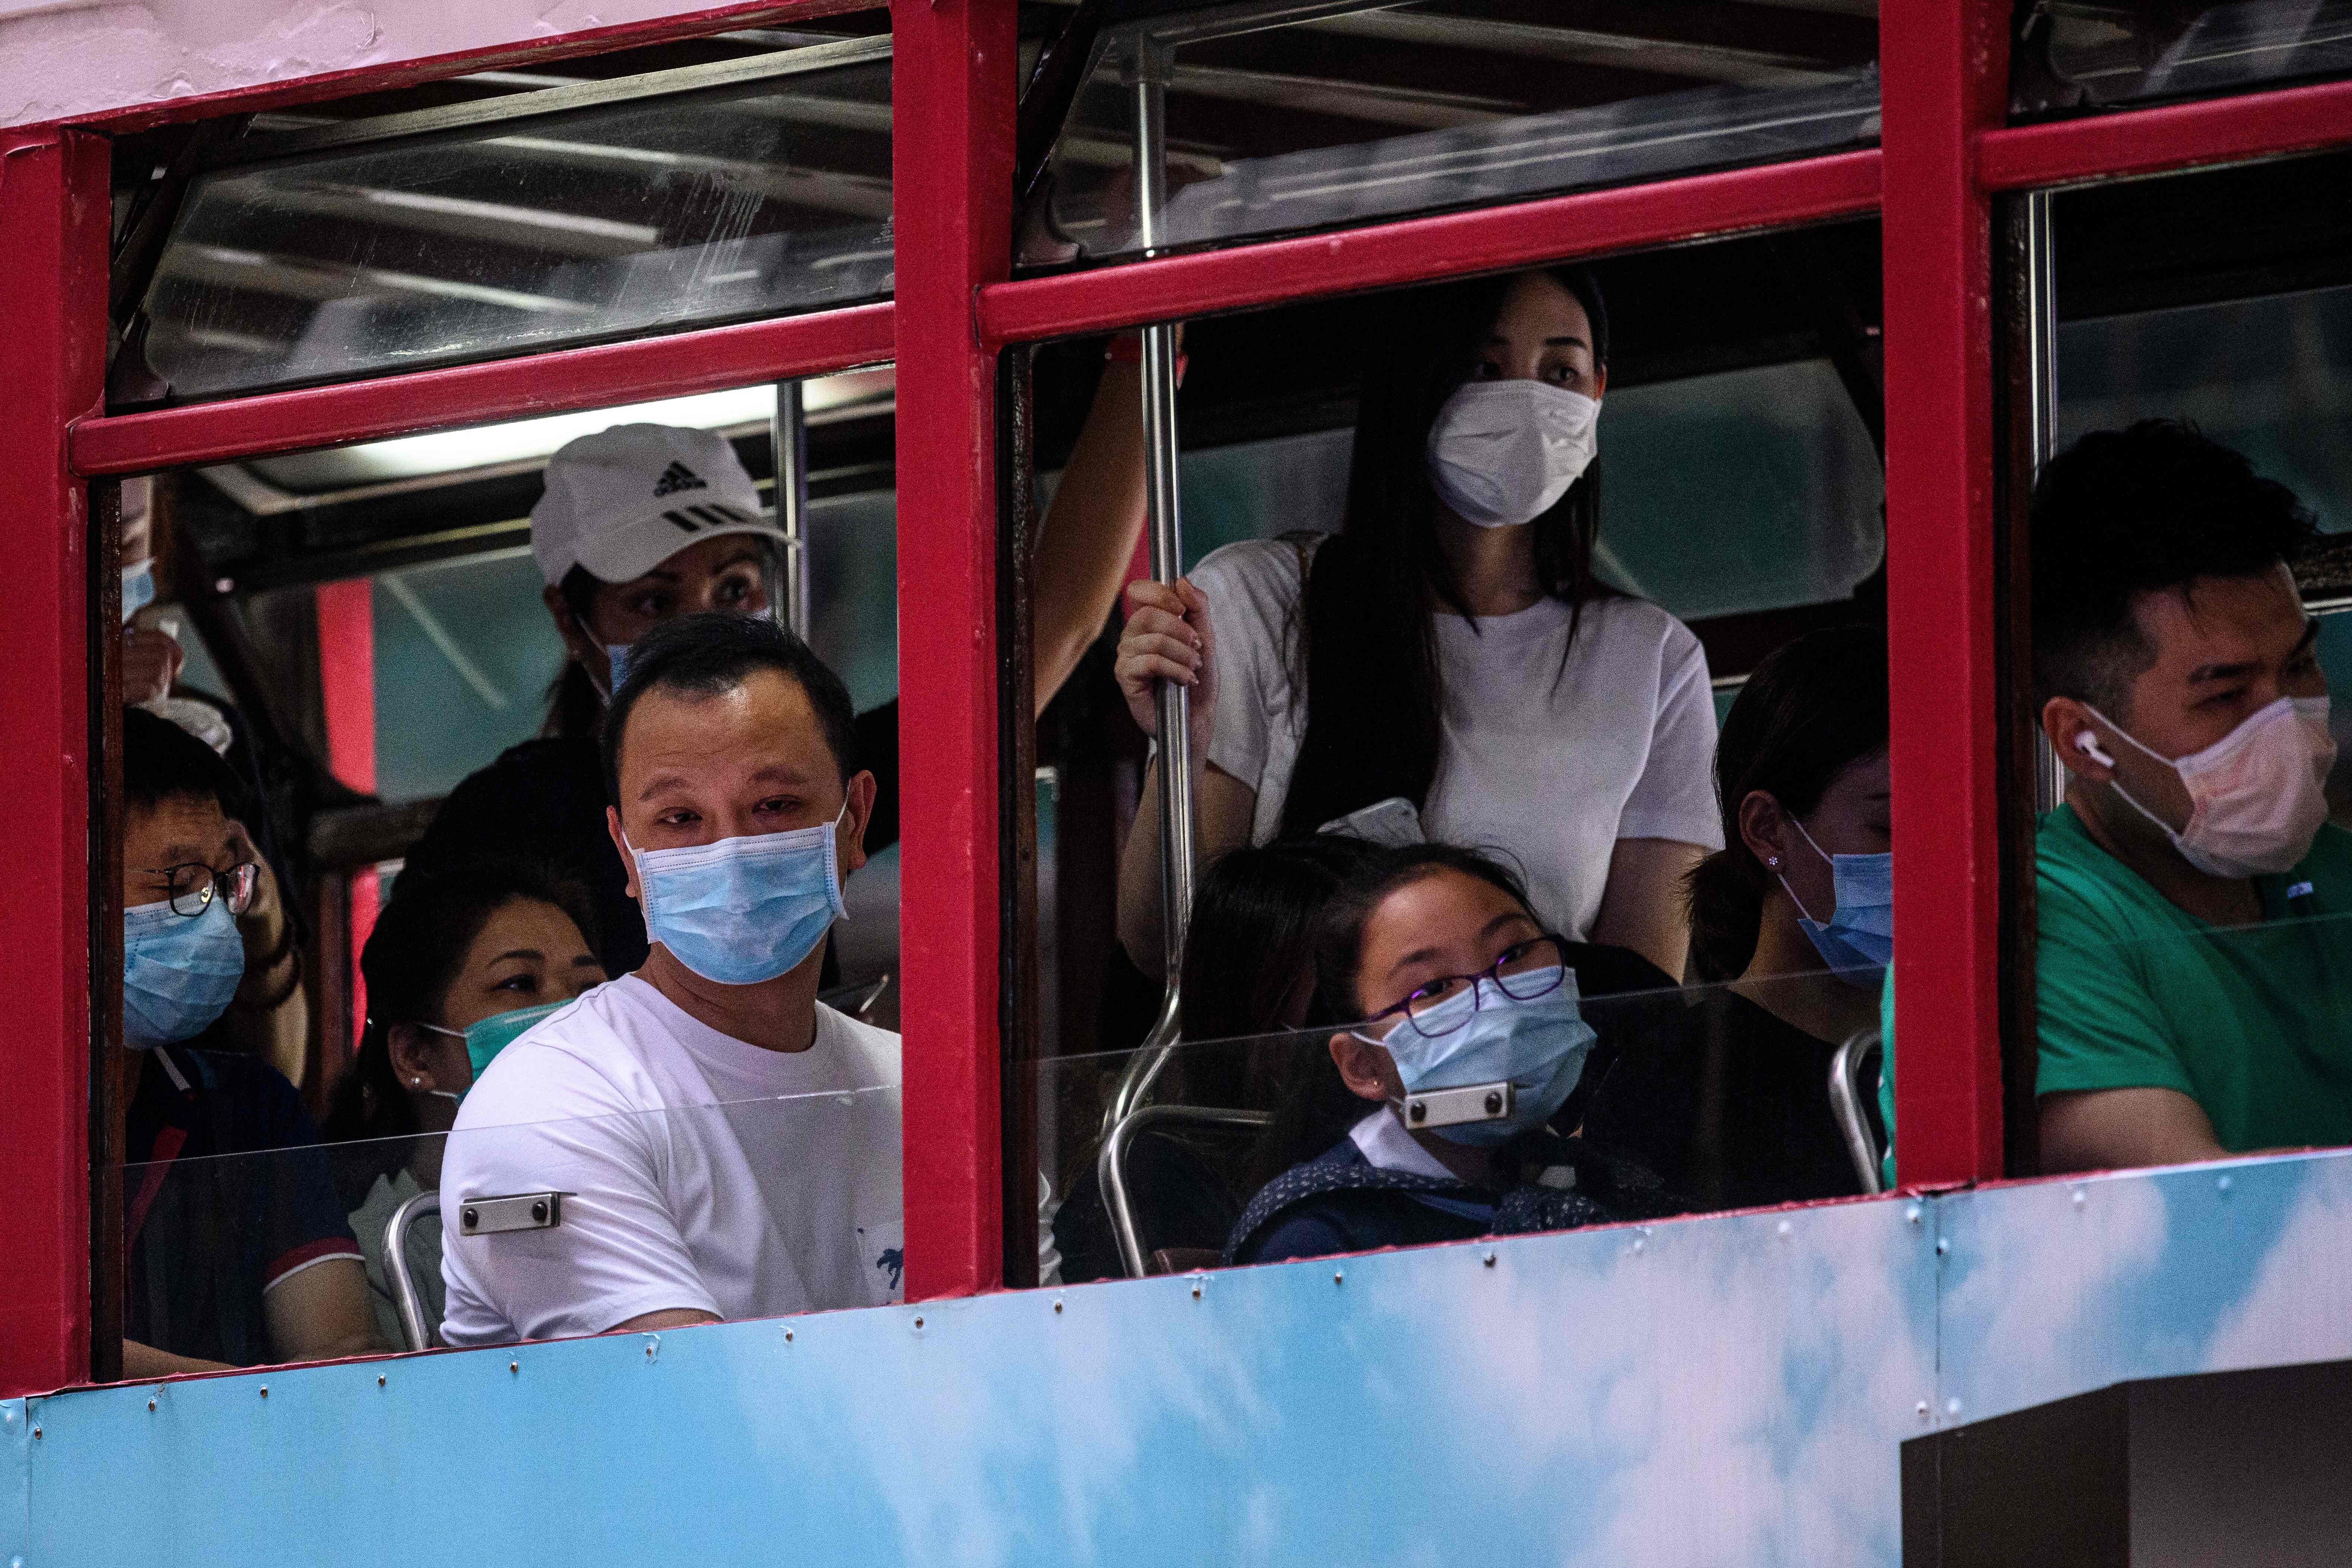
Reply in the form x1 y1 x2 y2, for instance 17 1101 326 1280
2074 729 2118 769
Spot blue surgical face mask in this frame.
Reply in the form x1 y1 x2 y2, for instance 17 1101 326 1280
630 801 849 986
1360 969 1597 1147
123 896 245 1047
121 560 156 624
418 1000 568 1102
1782 818 1892 986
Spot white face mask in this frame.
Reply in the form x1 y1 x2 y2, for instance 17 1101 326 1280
1424 380 1599 529
2078 696 2336 878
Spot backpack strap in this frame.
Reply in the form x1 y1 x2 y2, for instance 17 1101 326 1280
1223 1160 1489 1266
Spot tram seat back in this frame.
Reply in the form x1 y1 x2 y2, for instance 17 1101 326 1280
384 1189 442 1352
1828 1030 1887 1197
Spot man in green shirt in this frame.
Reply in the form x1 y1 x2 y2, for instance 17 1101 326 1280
2029 419 2352 1171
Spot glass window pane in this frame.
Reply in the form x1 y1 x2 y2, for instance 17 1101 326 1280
1095 353 1880 623
2012 0 2352 120
1034 966 1889 1283
135 41 892 404
1022 0 1880 270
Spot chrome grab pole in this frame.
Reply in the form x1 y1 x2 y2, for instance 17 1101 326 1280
1105 39 1192 1138
772 378 811 639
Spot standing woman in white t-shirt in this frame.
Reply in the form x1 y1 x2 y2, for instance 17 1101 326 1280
1115 267 1723 982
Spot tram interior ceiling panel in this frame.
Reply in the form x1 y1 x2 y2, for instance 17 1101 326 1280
1018 0 1883 270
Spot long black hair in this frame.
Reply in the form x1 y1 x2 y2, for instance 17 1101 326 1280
1176 835 1385 1130
1683 626 1888 983
1251 844 1542 1179
1277 267 1613 838
322 858 598 1200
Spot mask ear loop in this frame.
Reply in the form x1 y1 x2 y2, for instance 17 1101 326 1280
2075 708 2195 843
1771 817 1829 925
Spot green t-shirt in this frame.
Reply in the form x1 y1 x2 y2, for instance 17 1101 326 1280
2036 805 2352 1152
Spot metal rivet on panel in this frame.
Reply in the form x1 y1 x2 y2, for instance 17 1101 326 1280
1053 1300 1063 1314
1333 1270 1344 1285
509 1361 519 1375
258 1387 268 1398
783 1328 794 1342
1777 1220 1793 1237
914 1316 925 1330
1946 1397 1962 1417
33 1428 41 1439
1915 1401 1930 1420
2216 1174 2233 1194
1936 1238 1949 1256
378 1374 386 1387
2072 1189 2086 1207
1905 1205 1922 1225
1482 1251 1496 1267
1191 1281 1202 1299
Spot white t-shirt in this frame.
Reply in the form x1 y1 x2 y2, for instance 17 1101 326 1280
438 975 903 1347
1190 536 1723 939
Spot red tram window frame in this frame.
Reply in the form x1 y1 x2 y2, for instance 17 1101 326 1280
6 0 2352 1398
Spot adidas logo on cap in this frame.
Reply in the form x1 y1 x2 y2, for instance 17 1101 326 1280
652 461 708 498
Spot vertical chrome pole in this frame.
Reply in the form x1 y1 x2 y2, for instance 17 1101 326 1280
2025 191 2066 813
1102 36 1189 1217
772 379 811 639
1135 47 1193 972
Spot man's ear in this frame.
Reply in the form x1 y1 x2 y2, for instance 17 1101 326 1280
2044 697 2116 783
838 769 877 877
1328 1032 1392 1104
607 805 641 901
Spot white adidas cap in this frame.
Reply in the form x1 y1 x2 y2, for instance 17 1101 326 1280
530 423 783 586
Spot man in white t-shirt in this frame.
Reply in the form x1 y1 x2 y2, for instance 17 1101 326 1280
439 612 902 1347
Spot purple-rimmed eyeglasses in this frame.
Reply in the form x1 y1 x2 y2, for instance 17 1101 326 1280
1361 933 1572 1040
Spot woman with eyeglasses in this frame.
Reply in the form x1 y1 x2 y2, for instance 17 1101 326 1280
118 707 386 1377
1223 844 1683 1268
322 858 606 1348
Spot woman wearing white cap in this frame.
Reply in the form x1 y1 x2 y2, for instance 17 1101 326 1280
409 362 1158 977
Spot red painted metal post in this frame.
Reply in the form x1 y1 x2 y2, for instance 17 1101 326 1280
0 128 109 1397
1880 3 2011 1185
315 578 380 1056
891 0 1017 1300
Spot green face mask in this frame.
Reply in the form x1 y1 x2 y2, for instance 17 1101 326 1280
419 1001 567 1099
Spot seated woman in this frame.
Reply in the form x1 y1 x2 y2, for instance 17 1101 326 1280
1581 625 1889 1209
1054 835 1384 1281
1225 844 1679 1267
323 859 605 1348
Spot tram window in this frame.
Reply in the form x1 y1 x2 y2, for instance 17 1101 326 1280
102 364 921 1374
2011 0 2352 120
1018 0 1882 270
116 33 892 406
1975 147 2352 1185
1015 225 1890 1277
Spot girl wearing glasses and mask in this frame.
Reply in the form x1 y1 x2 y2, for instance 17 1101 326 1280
323 859 606 1348
1117 269 1722 990
1224 845 1680 1267
1581 627 1890 1210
